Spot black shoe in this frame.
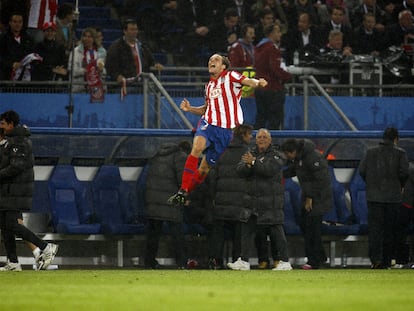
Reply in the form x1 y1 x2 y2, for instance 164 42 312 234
208 258 223 270
167 189 188 206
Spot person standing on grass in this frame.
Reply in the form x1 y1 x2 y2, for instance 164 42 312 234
0 110 58 271
167 53 268 206
281 138 332 270
359 127 409 269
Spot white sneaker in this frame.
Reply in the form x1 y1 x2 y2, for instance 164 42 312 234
0 262 22 272
272 260 293 271
34 253 44 271
392 264 404 269
39 243 59 270
227 257 250 271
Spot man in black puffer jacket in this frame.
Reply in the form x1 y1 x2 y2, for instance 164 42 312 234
359 127 409 269
0 110 58 271
144 141 191 269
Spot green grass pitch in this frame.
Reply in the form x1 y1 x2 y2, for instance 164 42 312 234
0 269 413 311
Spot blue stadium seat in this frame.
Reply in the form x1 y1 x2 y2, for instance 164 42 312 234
92 165 146 234
283 178 302 235
349 168 369 234
48 165 101 234
323 167 359 235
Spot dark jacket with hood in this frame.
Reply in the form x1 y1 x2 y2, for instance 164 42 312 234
145 143 187 222
283 139 332 216
0 125 34 211
237 144 285 224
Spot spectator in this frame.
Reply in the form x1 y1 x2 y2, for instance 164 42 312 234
0 13 35 81
92 26 107 60
321 6 354 48
282 12 324 65
295 0 321 26
68 27 106 97
352 12 385 55
233 128 293 271
351 0 386 31
281 138 332 270
144 141 192 269
167 54 267 206
384 10 414 48
176 0 213 66
55 3 75 59
228 24 255 68
106 18 163 90
208 7 240 54
359 127 409 269
393 162 414 268
208 124 254 270
253 8 275 45
32 21 67 82
255 23 292 130
250 0 289 34
394 0 414 21
0 110 58 272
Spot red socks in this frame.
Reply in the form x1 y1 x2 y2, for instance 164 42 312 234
181 154 199 192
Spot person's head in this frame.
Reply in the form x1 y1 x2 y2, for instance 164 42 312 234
383 127 399 144
224 8 239 30
81 27 97 49
331 6 345 25
298 13 311 32
122 18 139 43
208 54 230 78
240 24 255 44
9 14 23 35
259 8 274 28
42 22 57 40
233 124 253 144
255 128 272 152
265 23 282 43
281 138 300 160
0 110 20 135
328 29 343 49
57 3 74 25
399 10 413 29
362 12 376 32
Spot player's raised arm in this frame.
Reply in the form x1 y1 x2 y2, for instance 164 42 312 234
242 77 268 88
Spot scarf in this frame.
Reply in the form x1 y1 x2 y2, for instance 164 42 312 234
84 49 104 103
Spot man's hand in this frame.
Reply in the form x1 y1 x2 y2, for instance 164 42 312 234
180 98 191 111
258 78 268 88
305 197 312 212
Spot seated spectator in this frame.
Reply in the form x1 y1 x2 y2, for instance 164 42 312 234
0 13 35 81
106 18 163 94
352 12 385 56
68 27 106 99
282 12 324 65
32 22 68 82
208 7 240 54
295 0 321 26
351 0 386 32
253 8 275 45
384 9 414 48
321 6 353 48
394 0 414 21
250 0 289 34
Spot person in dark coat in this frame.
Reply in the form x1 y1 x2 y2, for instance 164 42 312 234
0 110 58 271
359 127 409 269
106 18 163 84
393 162 414 268
236 128 293 271
144 140 191 269
208 124 253 270
281 138 332 270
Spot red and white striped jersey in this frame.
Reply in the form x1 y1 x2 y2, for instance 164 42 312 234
28 0 58 29
204 70 246 129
